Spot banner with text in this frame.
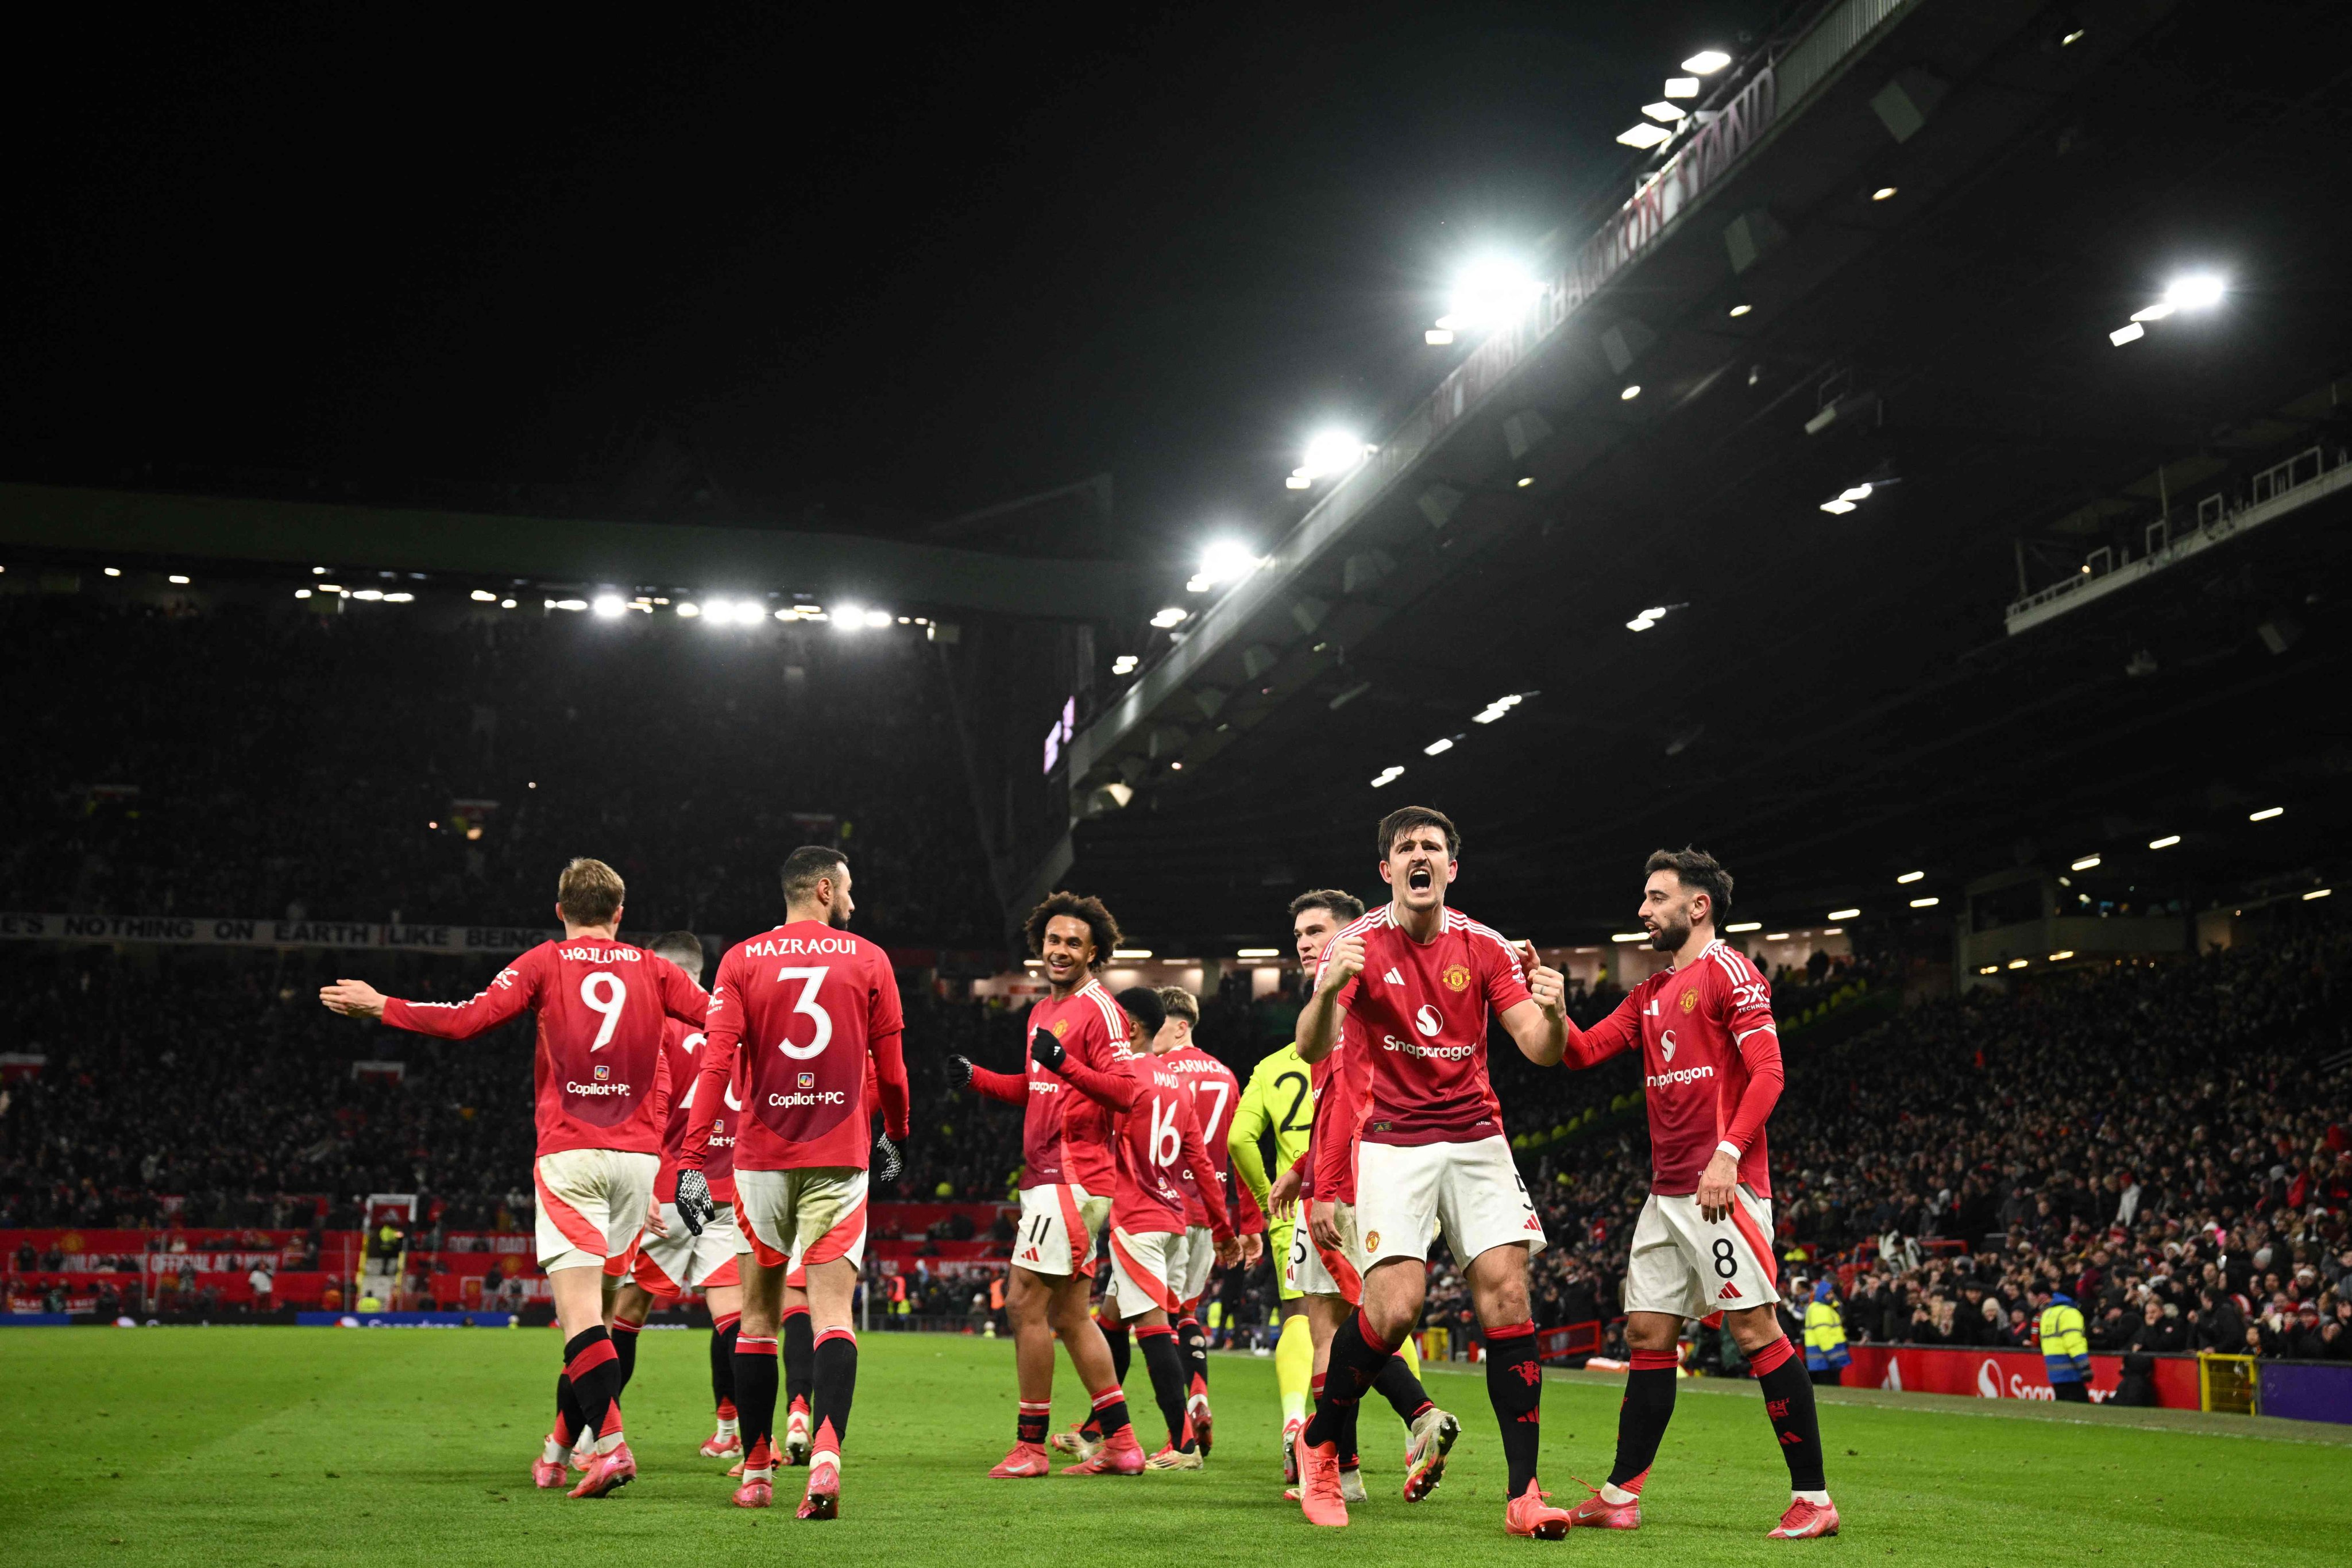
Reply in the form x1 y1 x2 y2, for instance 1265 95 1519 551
0 912 716 957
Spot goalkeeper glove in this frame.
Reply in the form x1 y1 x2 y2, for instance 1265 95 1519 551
674 1168 716 1237
947 1054 975 1089
1029 1026 1065 1073
873 1133 903 1185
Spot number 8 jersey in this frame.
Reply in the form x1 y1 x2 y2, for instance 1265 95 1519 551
685 918 910 1172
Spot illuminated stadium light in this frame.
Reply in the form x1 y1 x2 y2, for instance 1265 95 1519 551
592 594 626 618
548 597 585 611
2249 806 2284 822
1611 932 1647 944
1764 933 1790 942
1112 948 1153 960
382 592 414 604
1682 49 1731 73
1237 947 1281 959
1196 539 1262 588
470 589 497 603
1150 607 1189 628
312 566 329 575
1642 101 1687 124
1871 186 1898 202
1424 328 1455 346
1473 693 1526 724
1664 76 1700 98
2070 855 2101 871
2131 302 2175 323
1370 764 1405 788
1979 965 1998 975
1111 654 1139 675
1897 870 1925 883
356 589 386 601
2061 27 2087 45
1819 499 1857 515
1626 605 1671 632
2007 958 2029 970
1724 921 1761 933
2306 888 2334 901
1423 737 1454 756
1620 384 1642 401
2110 322 2146 347
104 566 122 577
1821 926 1844 936
2165 274 2226 310
2050 951 2076 961
1616 122 1673 150
1299 429 1372 480
1516 476 1534 488
702 600 737 625
1728 303 1752 317
1286 473 1312 489
319 584 344 593
1828 907 1860 920
2149 834 2180 849
168 574 191 585
499 598 516 609
293 589 311 599
1909 897 1939 909
863 608 893 628
675 601 701 617
1838 484 1874 502
1439 260 1543 335
830 602 864 629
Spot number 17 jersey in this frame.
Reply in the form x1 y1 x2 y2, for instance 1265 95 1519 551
694 920 910 1172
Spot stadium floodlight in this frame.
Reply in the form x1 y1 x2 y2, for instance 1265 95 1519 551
592 594 625 618
1909 897 1939 909
2131 302 2175 323
1819 499 1857 515
1112 948 1153 960
1620 384 1642 400
2007 957 2028 970
355 589 385 601
1616 122 1673 150
1642 101 1687 123
863 608 892 628
1516 476 1534 487
1237 947 1281 959
104 566 122 577
1423 737 1454 756
1370 764 1405 788
383 592 415 604
675 601 701 617
2050 950 2076 961
1196 539 1262 588
1299 429 1372 481
469 589 497 603
2306 888 2334 901
1838 484 1874 502
2149 834 2180 849
1828 907 1860 920
2071 854 2101 871
550 597 585 611
168 574 191 584
293 589 311 599
1286 472 1312 489
1764 932 1790 941
499 598 517 609
1725 921 1761 933
1728 303 1752 317
312 566 329 575
1897 870 1924 883
2249 806 2284 821
1111 654 1139 674
2110 322 2146 346
1682 49 1732 72
1440 259 1544 335
1150 607 1189 628
830 602 864 629
1611 932 1647 944
1664 75 1700 98
1871 187 1898 202
1424 327 1456 345
2165 274 2225 310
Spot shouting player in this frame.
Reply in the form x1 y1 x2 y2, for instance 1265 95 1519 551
1293 808 1573 1538
1150 985 1261 1454
1032 990 1241 1469
320 858 709 1500
1553 848 1838 1540
947 891 1145 1478
673 845 909 1520
609 930 747 1463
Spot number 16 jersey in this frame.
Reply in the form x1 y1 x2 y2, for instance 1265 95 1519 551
688 920 910 1173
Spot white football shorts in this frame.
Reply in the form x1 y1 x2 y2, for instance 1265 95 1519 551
1354 1136 1546 1270
733 1166 870 1273
533 1148 659 1274
1010 1182 1111 1279
1623 1185 1781 1320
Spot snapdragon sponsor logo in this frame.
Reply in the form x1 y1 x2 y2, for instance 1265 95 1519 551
565 1080 634 1096
1646 1064 1714 1089
767 1090 849 1109
1380 1033 1477 1061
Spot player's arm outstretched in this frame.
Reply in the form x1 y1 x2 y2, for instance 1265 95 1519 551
1496 941 1569 1065
1697 973 1784 1222
867 967 913 1183
320 957 536 1037
1226 1063 1279 1219
673 949 750 1233
651 951 711 1025
1028 1026 1139 1111
1295 930 1363 1064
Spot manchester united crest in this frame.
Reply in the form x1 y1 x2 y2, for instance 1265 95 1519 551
1679 987 1698 1014
1442 963 1472 992
1051 1018 1068 1037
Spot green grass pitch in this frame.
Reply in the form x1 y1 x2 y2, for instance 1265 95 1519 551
5 1327 2349 1567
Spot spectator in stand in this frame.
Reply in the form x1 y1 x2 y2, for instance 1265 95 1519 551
248 1264 274 1314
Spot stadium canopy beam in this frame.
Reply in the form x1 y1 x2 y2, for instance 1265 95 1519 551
0 481 1143 620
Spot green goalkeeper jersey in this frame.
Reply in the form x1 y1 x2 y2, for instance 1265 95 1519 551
1228 1042 1318 1218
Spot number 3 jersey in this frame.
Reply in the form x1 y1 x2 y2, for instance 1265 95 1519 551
682 919 910 1173
1562 938 1783 1199
381 937 708 1157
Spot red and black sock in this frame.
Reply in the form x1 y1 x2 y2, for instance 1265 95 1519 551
710 1311 740 1415
812 1327 859 1447
1609 1349 1682 1488
610 1316 642 1397
553 1371 585 1447
1747 1337 1826 1492
1303 1310 1391 1450
733 1333 779 1462
1088 1383 1133 1440
563 1327 624 1449
782 1305 814 1412
1137 1324 1191 1451
1176 1312 1208 1393
1017 1399 1052 1446
1483 1320 1543 1500
1103 1320 1132 1386
1372 1351 1434 1424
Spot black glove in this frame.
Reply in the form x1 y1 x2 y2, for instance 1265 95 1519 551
1030 1026 1065 1073
947 1054 975 1090
874 1133 903 1185
674 1168 716 1237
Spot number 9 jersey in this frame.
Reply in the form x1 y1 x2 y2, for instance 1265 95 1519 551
683 918 910 1172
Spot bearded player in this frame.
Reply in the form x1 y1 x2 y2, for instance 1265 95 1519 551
673 845 909 1520
947 891 1147 1477
1554 848 1838 1540
1293 808 1573 1538
320 858 709 1500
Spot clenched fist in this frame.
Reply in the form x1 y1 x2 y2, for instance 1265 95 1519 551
1317 933 1366 992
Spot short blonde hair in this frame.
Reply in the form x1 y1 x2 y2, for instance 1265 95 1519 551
557 858 626 926
1156 986 1199 1024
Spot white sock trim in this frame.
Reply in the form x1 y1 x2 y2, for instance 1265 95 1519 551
1600 1482 1639 1505
1794 1489 1830 1505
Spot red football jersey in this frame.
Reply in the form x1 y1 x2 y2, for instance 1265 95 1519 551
1310 1032 1374 1205
1159 1042 1242 1227
682 920 909 1172
381 937 706 1157
1105 1056 1230 1238
1015 980 1130 1192
1563 938 1782 1198
654 1018 743 1203
1316 904 1531 1146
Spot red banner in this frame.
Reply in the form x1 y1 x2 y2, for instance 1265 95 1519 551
1841 1344 2201 1410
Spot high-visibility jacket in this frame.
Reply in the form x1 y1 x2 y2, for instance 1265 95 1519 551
2039 1295 2091 1384
1803 1298 1850 1371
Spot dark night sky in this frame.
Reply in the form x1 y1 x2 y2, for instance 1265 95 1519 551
6 5 1777 553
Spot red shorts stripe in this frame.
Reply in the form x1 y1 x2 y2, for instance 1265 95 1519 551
747 1226 788 1269
1054 1185 1091 1277
804 1196 867 1267
1728 1200 1779 1291
534 1168 609 1258
704 1255 740 1291
1110 1233 1180 1314
630 1248 682 1301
